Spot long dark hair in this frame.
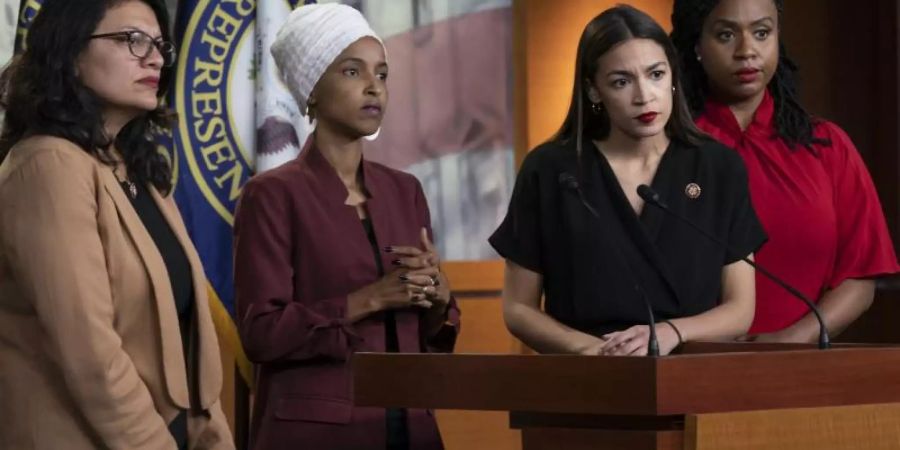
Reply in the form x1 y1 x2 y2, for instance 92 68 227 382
0 0 174 194
555 5 708 156
670 0 827 150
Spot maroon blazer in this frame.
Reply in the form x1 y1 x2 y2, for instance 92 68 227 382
234 141 460 450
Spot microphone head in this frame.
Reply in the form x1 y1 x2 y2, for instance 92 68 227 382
637 184 665 207
636 184 656 201
558 173 579 190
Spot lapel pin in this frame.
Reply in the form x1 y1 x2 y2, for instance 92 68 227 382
685 182 701 199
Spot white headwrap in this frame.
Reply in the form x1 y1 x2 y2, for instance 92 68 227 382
270 3 384 116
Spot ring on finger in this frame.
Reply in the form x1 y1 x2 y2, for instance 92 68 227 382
430 275 440 286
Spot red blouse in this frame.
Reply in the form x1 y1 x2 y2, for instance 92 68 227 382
696 90 900 333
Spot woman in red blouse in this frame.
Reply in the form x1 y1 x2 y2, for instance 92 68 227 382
670 0 899 341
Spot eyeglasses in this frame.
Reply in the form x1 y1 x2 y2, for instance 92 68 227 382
89 30 176 67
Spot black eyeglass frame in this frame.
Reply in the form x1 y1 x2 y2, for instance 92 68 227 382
89 30 176 67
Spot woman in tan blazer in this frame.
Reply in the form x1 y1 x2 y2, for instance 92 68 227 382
0 1 233 449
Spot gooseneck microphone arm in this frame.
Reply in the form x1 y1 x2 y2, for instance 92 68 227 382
559 173 660 356
636 184 830 350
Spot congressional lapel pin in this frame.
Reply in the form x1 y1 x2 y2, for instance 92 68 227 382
685 182 701 199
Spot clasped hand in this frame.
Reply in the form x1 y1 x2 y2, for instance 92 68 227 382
347 228 450 321
583 324 680 356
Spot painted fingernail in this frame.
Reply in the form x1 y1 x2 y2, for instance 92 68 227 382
399 274 409 282
391 259 402 266
383 246 394 253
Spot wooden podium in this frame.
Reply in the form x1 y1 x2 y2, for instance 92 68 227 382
353 343 900 449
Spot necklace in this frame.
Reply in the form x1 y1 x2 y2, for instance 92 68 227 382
114 166 137 199
120 179 137 199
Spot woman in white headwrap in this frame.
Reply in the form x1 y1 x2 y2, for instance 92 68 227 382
233 4 460 450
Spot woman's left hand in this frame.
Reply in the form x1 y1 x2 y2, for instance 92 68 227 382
600 324 680 356
386 228 451 311
742 328 802 343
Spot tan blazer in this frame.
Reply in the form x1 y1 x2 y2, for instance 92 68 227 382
0 136 234 449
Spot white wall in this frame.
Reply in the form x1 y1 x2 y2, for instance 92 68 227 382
1 0 17 130
1 0 16 66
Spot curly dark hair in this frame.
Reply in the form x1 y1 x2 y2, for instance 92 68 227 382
555 4 708 157
670 0 827 150
0 0 174 194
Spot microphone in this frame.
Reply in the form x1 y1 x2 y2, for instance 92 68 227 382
636 184 830 349
559 173 660 357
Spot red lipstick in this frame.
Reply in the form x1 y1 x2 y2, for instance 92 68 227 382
636 112 658 124
137 76 159 88
735 68 760 83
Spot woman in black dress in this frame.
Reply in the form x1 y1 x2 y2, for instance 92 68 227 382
490 5 767 356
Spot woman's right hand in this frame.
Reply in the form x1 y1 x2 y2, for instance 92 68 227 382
346 269 433 322
577 338 609 356
600 324 681 356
